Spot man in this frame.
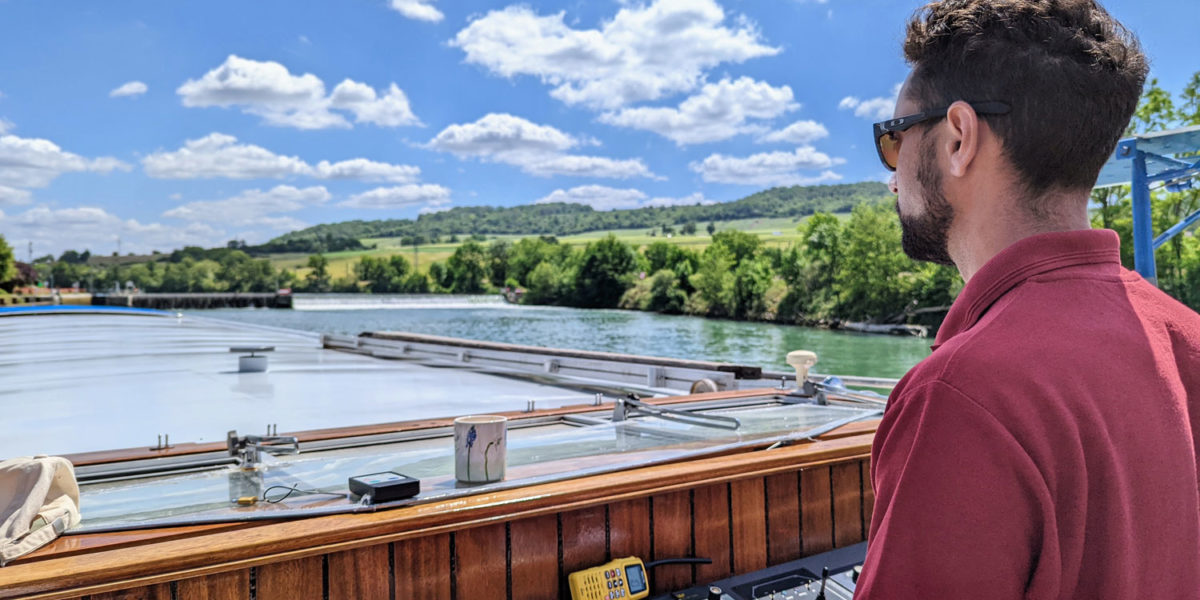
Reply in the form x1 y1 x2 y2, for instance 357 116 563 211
857 1 1200 598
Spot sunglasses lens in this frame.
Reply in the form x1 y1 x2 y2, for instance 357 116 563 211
878 132 899 171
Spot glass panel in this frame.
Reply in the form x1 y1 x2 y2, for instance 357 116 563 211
74 403 875 532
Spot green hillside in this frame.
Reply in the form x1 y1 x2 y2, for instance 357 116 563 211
257 182 890 253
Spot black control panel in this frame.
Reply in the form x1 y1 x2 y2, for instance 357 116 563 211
651 542 866 600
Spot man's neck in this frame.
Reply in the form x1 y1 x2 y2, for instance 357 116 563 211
948 189 1092 283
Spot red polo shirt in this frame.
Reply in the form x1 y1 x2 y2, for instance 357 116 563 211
857 229 1200 599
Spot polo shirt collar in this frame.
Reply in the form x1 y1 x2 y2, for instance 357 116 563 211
932 229 1123 350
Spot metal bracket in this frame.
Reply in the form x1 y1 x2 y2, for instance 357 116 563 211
226 430 300 468
612 395 741 430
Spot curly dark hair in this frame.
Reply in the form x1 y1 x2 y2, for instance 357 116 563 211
904 0 1148 201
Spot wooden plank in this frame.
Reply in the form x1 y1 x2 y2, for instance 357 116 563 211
800 466 834 556
764 472 802 565
453 524 507 600
561 505 607 572
327 545 389 600
862 460 876 534
832 461 865 548
176 570 248 600
21 523 254 563
509 515 559 600
729 478 767 574
691 483 731 583
87 585 170 600
256 556 322 600
561 505 608 600
608 498 651 559
650 490 692 594
394 533 451 600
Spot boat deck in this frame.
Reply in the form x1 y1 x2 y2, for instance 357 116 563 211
0 309 641 458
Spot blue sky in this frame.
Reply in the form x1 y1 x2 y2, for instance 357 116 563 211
0 0 1196 257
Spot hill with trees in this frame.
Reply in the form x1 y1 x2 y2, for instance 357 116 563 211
254 182 891 254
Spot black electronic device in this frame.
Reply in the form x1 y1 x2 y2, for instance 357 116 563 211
651 542 866 600
348 471 420 504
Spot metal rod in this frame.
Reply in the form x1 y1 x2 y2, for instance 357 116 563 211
1131 150 1158 285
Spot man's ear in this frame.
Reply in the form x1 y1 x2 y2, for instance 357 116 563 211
944 100 979 178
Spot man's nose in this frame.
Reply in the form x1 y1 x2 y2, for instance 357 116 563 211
888 174 898 195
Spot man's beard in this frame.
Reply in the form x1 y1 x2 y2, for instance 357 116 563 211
897 135 955 265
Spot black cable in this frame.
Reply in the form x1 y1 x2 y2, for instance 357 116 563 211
262 484 348 504
645 557 712 568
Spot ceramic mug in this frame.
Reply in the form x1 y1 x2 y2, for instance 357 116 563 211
454 415 507 483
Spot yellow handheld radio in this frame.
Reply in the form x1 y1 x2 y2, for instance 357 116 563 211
568 556 650 600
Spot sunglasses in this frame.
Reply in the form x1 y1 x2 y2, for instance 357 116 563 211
873 101 1011 171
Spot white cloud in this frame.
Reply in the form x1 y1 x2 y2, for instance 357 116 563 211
600 77 797 145
451 0 779 110
522 155 655 179
0 204 226 257
0 133 130 189
177 55 420 129
142 133 420 182
690 147 844 186
428 113 574 157
838 83 902 120
428 113 656 179
0 184 32 205
0 118 11 134
339 184 452 209
163 185 330 232
328 80 420 127
109 81 148 98
535 185 647 211
758 119 829 144
390 0 443 22
310 158 420 182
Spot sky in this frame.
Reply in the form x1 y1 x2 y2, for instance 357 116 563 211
0 0 1197 258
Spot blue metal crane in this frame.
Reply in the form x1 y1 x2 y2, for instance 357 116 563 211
1094 125 1200 286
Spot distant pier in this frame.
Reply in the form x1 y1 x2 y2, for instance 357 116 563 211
92 293 293 310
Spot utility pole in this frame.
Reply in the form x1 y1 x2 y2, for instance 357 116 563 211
413 242 419 271
27 241 32 264
116 236 121 256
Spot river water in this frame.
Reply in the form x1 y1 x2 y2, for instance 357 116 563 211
197 294 932 379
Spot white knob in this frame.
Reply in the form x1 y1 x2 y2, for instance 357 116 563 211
786 350 818 383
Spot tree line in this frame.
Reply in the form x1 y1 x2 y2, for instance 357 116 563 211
258 182 891 254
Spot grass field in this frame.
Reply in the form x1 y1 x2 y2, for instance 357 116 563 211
271 214 850 279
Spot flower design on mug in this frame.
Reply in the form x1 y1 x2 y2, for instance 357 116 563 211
465 425 478 480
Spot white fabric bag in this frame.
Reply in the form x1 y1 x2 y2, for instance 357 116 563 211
0 456 81 566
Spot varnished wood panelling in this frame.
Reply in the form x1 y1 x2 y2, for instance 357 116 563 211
561 506 607 573
509 515 559 600
832 462 864 548
394 533 451 600
764 472 802 564
176 570 248 600
327 545 389 600
800 466 834 556
256 556 322 600
729 479 767 574
608 498 651 560
861 460 875 534
453 523 507 600
650 490 692 594
87 585 170 600
691 483 732 583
